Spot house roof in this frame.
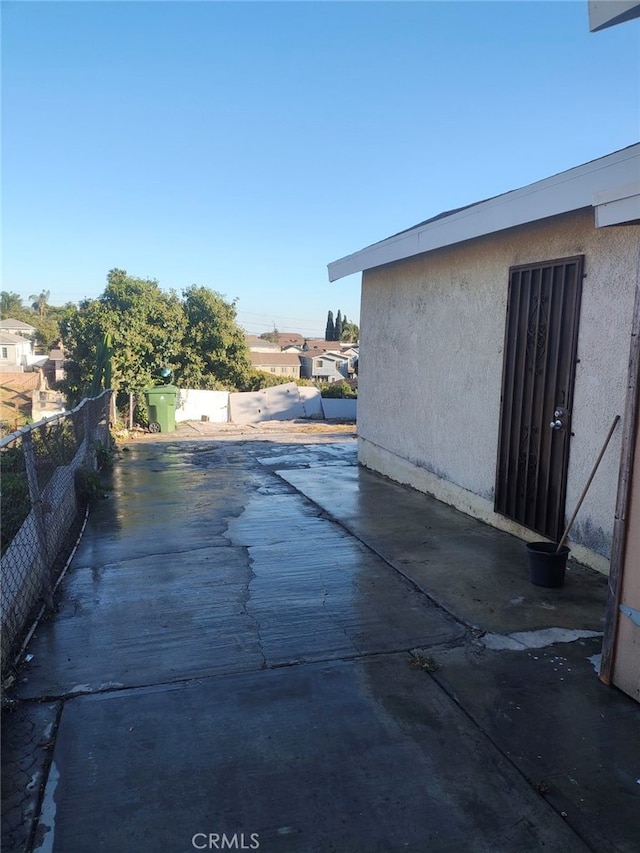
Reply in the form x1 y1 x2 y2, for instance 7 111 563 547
249 352 301 366
277 333 305 346
0 318 36 333
303 340 356 353
301 351 345 364
328 143 640 282
1 330 31 345
245 335 281 351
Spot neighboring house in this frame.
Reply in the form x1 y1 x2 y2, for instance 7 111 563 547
300 351 350 383
0 331 34 372
46 341 67 385
301 340 359 379
303 339 349 353
0 318 37 339
341 346 359 376
276 333 305 348
328 144 640 580
245 335 281 353
249 351 301 379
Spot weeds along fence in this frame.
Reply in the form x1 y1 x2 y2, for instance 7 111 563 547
0 391 111 673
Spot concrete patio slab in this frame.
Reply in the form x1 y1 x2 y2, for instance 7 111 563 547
428 635 640 853
278 466 609 635
3 430 638 853
35 658 590 853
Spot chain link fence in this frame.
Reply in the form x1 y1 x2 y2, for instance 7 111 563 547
1 391 111 675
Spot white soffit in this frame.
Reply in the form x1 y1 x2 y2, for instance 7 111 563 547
327 144 640 282
588 1 640 31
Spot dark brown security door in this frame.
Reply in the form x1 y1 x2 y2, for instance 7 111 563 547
495 256 584 541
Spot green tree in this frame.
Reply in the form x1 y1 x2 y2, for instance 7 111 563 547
36 303 77 351
176 285 252 390
61 269 186 406
340 320 359 342
334 310 343 341
259 327 280 344
325 310 335 341
29 289 50 318
0 291 24 319
1 291 77 351
318 380 357 398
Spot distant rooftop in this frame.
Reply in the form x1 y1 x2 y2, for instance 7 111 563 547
0 318 36 333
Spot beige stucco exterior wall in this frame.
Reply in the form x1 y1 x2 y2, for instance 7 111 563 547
358 208 640 573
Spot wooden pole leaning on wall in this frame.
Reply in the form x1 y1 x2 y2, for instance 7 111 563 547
556 414 621 554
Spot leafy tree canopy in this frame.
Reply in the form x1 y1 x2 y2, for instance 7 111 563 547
323 308 358 342
61 270 253 405
1 291 25 319
29 289 50 318
259 327 281 344
340 320 359 342
1 290 76 350
176 285 252 390
319 380 357 399
61 269 186 405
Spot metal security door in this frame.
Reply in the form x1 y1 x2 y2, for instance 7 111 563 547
495 256 584 541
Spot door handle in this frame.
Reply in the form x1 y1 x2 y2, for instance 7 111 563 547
549 407 566 431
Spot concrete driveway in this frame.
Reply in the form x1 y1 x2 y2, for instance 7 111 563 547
2 424 639 852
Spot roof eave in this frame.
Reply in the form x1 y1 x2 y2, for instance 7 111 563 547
328 144 640 283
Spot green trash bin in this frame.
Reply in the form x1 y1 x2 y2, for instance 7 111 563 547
144 384 178 433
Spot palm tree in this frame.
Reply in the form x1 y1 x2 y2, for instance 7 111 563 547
0 291 24 319
29 289 50 318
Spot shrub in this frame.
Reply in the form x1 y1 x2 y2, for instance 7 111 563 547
0 450 30 555
94 436 116 470
74 466 103 506
318 381 357 399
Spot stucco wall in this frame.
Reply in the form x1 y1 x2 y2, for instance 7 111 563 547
176 389 229 423
174 385 335 422
358 208 640 572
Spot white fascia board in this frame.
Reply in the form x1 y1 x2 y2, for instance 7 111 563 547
327 144 640 282
593 182 640 226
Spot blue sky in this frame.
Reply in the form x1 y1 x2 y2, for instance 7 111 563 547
2 1 639 338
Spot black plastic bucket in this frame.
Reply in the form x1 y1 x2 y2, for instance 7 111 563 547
526 542 570 588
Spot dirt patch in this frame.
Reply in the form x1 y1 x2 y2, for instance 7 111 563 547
122 420 357 443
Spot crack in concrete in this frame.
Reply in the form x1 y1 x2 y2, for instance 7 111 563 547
242 549 267 670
